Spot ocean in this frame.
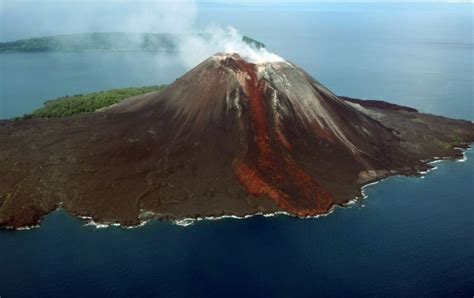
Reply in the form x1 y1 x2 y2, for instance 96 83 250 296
0 3 473 297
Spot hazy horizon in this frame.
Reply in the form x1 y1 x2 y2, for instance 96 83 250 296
1 1 472 41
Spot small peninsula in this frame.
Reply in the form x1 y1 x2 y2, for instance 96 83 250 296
16 86 165 119
0 53 473 229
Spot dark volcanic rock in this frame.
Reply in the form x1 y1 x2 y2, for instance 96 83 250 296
1 53 473 229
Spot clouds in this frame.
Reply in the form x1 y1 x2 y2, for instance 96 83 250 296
0 0 198 40
122 1 198 34
177 26 284 68
2 0 468 41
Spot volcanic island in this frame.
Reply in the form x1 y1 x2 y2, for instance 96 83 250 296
1 53 473 229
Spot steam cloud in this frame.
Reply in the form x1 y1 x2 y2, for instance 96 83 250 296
178 26 284 68
123 0 284 68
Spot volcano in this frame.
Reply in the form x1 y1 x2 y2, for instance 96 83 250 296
1 53 473 229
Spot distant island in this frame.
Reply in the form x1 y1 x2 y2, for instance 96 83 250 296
0 32 265 52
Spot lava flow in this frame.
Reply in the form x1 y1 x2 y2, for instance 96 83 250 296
233 59 334 216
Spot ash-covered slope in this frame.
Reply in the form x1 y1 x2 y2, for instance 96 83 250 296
1 53 473 229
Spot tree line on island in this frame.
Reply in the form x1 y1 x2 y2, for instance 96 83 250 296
16 85 165 120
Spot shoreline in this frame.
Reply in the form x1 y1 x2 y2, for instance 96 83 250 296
3 145 471 231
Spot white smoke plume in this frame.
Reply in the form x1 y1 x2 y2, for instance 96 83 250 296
121 0 284 68
178 26 284 68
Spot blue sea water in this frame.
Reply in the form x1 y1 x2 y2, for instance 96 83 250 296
0 3 473 297
0 152 473 297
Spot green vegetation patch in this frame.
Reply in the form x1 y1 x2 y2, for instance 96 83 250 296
17 85 164 120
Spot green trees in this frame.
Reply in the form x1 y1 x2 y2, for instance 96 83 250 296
17 85 164 119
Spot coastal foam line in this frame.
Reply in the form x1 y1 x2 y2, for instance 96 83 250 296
419 146 471 178
355 145 471 200
419 166 438 178
78 215 146 229
173 211 291 227
4 204 66 230
359 179 385 200
75 211 292 229
5 224 41 231
173 203 362 227
454 146 470 162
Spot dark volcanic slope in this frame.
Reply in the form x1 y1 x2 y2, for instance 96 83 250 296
1 53 473 229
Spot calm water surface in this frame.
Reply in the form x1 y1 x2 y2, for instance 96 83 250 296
0 3 473 297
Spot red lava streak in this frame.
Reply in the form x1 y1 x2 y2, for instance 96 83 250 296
234 60 334 216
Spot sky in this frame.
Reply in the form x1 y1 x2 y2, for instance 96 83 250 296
0 0 472 41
